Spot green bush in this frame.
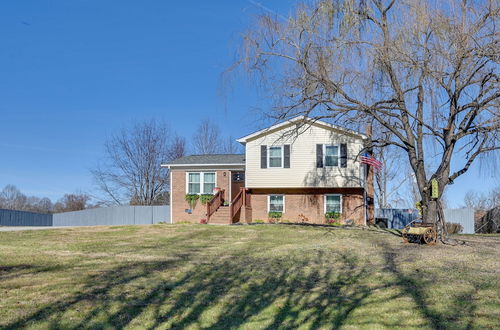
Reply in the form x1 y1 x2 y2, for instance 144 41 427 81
253 219 265 224
325 212 341 220
268 212 283 219
199 194 214 205
184 194 199 208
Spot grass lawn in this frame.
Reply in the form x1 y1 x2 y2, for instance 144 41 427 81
0 224 498 329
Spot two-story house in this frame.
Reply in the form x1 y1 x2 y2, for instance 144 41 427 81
162 116 374 225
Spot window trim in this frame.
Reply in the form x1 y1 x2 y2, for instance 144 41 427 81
323 144 340 167
185 171 217 195
324 194 342 214
267 194 285 213
267 145 284 168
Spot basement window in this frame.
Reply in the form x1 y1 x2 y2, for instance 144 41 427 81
268 195 285 212
324 194 342 214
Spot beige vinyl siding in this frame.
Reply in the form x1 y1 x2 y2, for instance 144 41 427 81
245 123 365 188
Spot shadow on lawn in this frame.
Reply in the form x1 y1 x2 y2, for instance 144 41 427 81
0 264 66 281
3 249 397 329
378 241 490 330
2 237 493 329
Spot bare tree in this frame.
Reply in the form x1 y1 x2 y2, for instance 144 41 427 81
464 187 499 210
92 120 185 205
221 135 243 154
168 135 187 161
53 193 91 213
32 197 54 213
0 185 28 210
0 185 55 213
374 145 407 208
192 120 242 154
240 0 499 237
192 119 223 154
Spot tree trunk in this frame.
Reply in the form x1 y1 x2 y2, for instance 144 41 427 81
422 197 438 224
421 189 448 241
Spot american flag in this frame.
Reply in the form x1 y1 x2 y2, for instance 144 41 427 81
360 153 383 171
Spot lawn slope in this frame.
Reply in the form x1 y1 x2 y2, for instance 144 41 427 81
0 224 498 329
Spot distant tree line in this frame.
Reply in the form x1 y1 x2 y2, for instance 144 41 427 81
463 187 499 212
0 184 91 214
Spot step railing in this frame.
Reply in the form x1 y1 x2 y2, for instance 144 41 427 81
244 188 251 208
230 188 244 222
207 189 224 222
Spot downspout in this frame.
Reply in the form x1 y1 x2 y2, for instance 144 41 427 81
363 163 367 226
169 167 173 224
365 123 373 226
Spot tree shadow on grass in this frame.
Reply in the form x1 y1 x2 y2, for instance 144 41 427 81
378 241 489 330
0 264 66 281
2 248 392 329
3 234 494 329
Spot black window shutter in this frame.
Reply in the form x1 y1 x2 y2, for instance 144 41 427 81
340 143 347 167
284 145 290 168
261 145 267 168
316 144 323 168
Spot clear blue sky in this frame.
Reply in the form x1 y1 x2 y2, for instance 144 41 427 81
0 0 496 207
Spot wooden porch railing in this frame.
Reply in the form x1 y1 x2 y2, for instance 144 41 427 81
244 188 251 208
230 188 244 221
207 189 224 222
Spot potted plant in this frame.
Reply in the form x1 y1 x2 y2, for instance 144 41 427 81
325 211 341 226
185 194 199 209
268 211 283 223
199 194 214 205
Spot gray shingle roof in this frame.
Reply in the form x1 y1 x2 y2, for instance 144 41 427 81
165 154 245 166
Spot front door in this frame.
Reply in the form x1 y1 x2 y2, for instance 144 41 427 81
230 171 245 201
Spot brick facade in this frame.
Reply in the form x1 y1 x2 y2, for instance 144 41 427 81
171 169 231 223
247 188 365 225
171 170 367 225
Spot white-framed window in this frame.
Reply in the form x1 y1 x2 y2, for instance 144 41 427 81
203 172 216 194
324 194 342 214
268 195 285 212
186 172 216 194
187 173 201 194
268 146 283 168
324 145 340 167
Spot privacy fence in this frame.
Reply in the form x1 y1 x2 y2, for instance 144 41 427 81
0 209 53 226
375 208 475 234
0 206 170 227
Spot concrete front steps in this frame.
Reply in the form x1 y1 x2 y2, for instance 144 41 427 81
208 205 232 224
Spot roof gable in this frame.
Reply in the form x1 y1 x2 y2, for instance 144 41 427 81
236 116 367 144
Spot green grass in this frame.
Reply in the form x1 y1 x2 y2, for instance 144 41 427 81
0 224 498 329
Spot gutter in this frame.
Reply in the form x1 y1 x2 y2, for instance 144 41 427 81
161 163 246 168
